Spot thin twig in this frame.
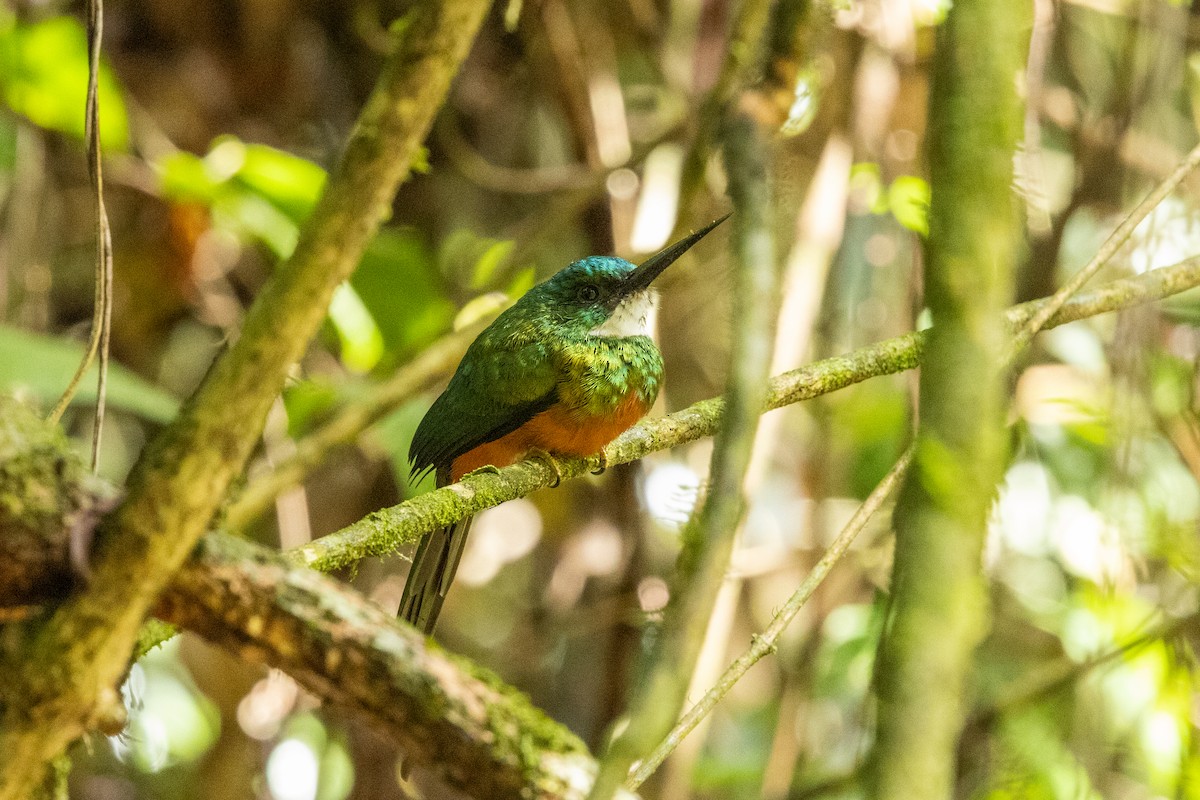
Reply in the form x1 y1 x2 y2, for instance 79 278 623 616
1008 140 1200 358
48 0 114 475
226 308 506 529
626 447 913 789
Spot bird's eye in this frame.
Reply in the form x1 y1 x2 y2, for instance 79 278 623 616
578 285 600 302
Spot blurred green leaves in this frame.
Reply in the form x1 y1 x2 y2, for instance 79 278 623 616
266 713 354 800
848 163 930 236
157 138 325 260
115 645 221 774
0 324 179 422
157 138 519 375
0 13 128 149
888 175 930 237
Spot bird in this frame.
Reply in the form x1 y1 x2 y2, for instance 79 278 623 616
399 214 729 635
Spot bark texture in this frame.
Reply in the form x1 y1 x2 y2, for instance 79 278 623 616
868 2 1026 798
0 3 491 796
0 399 599 800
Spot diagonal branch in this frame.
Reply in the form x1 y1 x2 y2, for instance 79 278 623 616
159 534 602 800
226 309 504 529
0 398 608 800
0 3 492 797
290 256 1200 574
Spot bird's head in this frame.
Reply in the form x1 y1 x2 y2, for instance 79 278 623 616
526 214 729 339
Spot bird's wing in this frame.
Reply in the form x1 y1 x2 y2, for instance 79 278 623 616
408 337 560 479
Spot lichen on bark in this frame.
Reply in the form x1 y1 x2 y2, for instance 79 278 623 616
0 396 109 609
867 2 1027 798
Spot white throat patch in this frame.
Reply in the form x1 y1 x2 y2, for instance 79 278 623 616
589 290 658 339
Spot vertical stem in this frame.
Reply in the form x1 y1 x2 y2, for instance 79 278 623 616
586 108 781 800
47 0 114 474
867 2 1025 799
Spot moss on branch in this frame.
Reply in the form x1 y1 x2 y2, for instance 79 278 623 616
0 2 492 796
868 2 1025 797
0 398 604 800
161 535 595 800
292 256 1200 574
3 257 1200 798
0 398 109 610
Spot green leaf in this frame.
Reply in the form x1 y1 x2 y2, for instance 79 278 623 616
327 282 385 374
234 143 326 222
156 151 222 204
0 324 179 423
0 16 129 149
281 378 341 436
351 229 455 361
888 175 930 236
469 239 515 290
158 140 322 259
212 189 299 259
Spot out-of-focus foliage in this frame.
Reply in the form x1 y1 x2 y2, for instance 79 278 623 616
5 0 1200 799
0 324 178 422
0 12 128 147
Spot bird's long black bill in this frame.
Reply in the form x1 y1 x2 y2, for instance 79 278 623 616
623 212 731 295
398 516 474 635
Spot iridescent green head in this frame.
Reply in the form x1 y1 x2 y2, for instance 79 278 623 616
517 214 730 338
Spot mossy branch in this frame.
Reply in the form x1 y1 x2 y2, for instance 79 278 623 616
160 535 600 800
290 256 1200 574
5 258 1200 797
0 398 609 800
0 3 491 796
868 2 1024 797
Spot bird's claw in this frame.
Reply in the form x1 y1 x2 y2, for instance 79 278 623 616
464 464 502 479
590 450 609 476
527 448 563 488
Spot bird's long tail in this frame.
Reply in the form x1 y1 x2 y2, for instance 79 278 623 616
398 514 474 634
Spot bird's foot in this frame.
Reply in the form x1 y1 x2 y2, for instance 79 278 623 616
526 448 563 488
463 464 502 479
590 450 609 476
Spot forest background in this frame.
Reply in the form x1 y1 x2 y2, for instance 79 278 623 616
4 1 1200 799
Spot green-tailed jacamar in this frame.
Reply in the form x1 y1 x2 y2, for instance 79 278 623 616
400 214 729 633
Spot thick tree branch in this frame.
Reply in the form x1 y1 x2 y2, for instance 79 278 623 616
868 3 1024 797
290 256 1200 574
0 399 608 800
0 3 491 796
159 535 601 800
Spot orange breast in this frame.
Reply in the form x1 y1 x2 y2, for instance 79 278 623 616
450 395 650 482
